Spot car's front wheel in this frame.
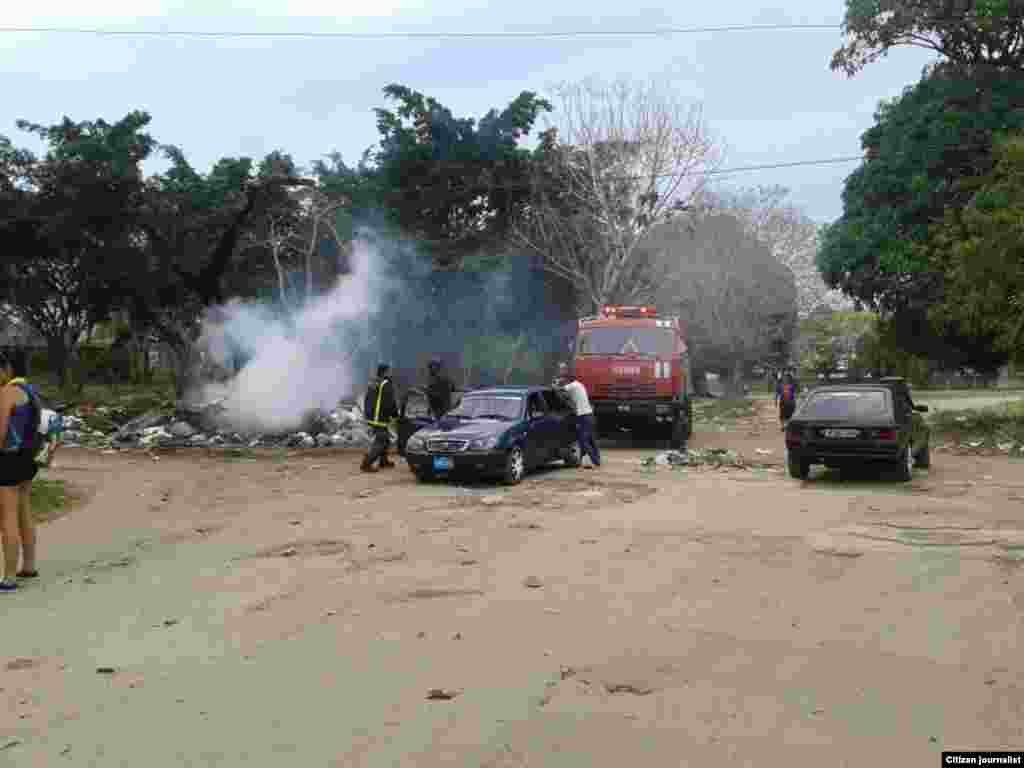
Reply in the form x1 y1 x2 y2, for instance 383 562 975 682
412 466 433 483
502 445 526 485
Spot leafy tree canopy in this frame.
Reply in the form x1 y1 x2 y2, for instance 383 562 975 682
0 111 158 384
372 84 552 266
928 132 1024 365
832 0 1023 77
817 67 1024 310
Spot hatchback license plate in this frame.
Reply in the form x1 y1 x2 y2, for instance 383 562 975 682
433 456 452 471
823 429 859 439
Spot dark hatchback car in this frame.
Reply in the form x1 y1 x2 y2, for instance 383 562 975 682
403 386 581 485
784 379 931 481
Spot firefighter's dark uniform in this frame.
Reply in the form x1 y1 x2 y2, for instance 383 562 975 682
362 374 399 471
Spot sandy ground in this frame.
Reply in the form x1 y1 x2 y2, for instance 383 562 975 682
3 401 1024 767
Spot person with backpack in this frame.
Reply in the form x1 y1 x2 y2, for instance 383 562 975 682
776 370 800 430
0 348 46 591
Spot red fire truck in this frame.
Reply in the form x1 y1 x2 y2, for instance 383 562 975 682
570 305 693 448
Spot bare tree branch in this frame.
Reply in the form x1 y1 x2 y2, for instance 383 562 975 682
513 76 723 314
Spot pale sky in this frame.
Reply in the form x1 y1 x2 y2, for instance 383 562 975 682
0 0 936 223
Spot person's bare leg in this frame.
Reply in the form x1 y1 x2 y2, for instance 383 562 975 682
17 480 35 574
0 486 20 583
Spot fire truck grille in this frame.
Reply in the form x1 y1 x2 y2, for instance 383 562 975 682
594 382 658 399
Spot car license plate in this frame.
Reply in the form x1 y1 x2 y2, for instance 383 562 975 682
823 429 859 439
433 456 452 471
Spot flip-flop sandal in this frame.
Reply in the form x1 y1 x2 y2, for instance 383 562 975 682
0 581 18 591
16 571 38 578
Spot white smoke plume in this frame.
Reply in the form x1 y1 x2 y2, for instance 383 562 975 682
191 239 385 433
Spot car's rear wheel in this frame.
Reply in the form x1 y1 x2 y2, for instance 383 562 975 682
914 441 931 469
788 454 809 480
563 439 582 468
413 466 433 483
502 446 525 485
897 444 914 482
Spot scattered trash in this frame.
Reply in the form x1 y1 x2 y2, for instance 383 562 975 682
480 496 503 506
426 688 461 701
1 740 21 751
643 448 747 470
604 682 654 696
754 448 774 455
523 576 544 589
95 667 116 675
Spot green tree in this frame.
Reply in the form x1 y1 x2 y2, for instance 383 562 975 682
816 67 1024 371
372 84 551 266
128 147 313 398
928 133 1024 365
0 112 156 388
831 0 1022 77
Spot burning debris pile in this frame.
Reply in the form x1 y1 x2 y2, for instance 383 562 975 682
57 398 372 451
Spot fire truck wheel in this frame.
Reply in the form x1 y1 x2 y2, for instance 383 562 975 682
671 412 690 449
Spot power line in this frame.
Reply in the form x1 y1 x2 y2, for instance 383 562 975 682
701 156 861 176
0 22 844 40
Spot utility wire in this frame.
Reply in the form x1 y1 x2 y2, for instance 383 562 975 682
0 23 844 40
0 13 1010 39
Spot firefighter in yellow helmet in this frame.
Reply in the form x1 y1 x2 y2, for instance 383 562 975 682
361 363 399 472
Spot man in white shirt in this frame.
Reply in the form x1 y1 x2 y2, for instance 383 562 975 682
556 363 601 469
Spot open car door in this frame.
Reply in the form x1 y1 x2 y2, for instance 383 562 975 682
397 388 435 456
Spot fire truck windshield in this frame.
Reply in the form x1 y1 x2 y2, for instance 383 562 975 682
576 327 674 357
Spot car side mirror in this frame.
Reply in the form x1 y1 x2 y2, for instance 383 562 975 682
914 404 929 413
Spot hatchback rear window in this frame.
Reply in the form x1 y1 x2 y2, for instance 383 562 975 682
801 390 891 420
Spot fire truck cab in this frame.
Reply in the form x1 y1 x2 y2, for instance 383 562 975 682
569 305 693 448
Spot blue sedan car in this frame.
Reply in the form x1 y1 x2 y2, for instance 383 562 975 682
403 386 582 485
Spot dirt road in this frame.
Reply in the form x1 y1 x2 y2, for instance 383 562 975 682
3 401 1024 766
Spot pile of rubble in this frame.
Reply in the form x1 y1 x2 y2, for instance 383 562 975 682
59 399 373 451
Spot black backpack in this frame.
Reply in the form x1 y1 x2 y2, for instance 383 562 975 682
14 383 45 465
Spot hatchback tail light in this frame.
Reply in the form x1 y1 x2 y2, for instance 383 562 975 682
875 429 897 441
785 427 802 448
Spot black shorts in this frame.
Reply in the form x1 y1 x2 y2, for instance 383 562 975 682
0 453 37 487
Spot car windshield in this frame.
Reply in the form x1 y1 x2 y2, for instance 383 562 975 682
576 327 674 357
448 395 524 421
801 390 891 421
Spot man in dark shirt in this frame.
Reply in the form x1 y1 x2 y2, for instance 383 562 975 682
426 359 454 419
